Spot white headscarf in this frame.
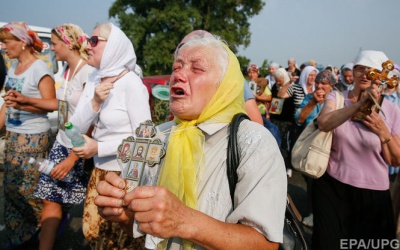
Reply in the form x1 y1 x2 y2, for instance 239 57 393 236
354 50 388 71
339 63 354 89
298 66 318 94
90 23 136 83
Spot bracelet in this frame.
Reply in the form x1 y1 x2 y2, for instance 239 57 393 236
382 137 392 144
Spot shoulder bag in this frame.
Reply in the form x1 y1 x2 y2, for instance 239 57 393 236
291 91 344 179
227 113 309 250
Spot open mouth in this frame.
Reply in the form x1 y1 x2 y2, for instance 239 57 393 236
171 87 186 96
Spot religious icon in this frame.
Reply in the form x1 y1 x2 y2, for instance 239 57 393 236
125 179 139 192
146 144 161 162
58 100 68 131
138 124 152 138
269 98 284 115
119 142 133 158
126 161 143 179
132 143 147 160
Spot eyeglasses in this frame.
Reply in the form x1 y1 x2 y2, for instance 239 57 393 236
354 66 370 75
87 36 107 47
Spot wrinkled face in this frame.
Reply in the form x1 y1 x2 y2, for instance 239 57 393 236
275 77 285 86
51 34 68 61
1 38 24 59
247 70 258 81
315 80 332 97
170 44 221 120
353 65 371 90
307 71 317 85
269 66 277 75
342 69 354 84
288 60 295 68
86 28 107 69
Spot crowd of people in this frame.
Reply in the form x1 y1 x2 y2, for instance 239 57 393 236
0 20 399 250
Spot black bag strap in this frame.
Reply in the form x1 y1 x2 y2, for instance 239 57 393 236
227 113 250 204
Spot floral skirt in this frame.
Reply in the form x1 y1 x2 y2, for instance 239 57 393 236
34 140 90 204
3 130 51 246
83 167 145 249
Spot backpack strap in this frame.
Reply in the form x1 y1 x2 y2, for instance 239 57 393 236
227 113 250 205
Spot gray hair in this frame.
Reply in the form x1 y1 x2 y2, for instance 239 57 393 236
274 68 290 84
95 23 112 39
177 37 229 84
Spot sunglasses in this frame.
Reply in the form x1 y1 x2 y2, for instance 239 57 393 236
87 36 107 47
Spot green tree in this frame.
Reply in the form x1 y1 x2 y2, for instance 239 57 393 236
259 59 269 77
109 0 265 75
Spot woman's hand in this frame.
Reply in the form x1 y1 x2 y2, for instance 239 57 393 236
357 83 382 106
313 89 326 104
124 185 191 239
50 156 76 181
362 110 391 140
95 172 135 233
93 79 114 105
72 135 98 159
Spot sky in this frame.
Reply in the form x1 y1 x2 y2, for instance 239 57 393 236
1 0 399 70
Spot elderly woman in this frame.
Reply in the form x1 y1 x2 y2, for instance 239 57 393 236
70 23 151 248
314 50 400 249
32 23 94 250
0 22 56 248
337 63 354 91
266 62 279 90
293 70 337 228
272 67 305 177
298 65 318 96
94 34 287 249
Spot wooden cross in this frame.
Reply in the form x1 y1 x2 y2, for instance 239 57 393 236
366 60 398 89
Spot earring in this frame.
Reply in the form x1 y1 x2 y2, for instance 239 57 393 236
22 46 25 51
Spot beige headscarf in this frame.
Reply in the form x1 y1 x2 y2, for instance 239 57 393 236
53 23 88 60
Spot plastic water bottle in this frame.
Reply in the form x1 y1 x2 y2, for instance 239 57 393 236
28 157 73 182
64 121 86 147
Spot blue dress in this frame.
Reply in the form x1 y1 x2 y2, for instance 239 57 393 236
34 140 90 204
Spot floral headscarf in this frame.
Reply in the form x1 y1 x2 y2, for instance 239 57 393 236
2 22 43 52
316 69 337 87
247 64 259 74
53 23 88 60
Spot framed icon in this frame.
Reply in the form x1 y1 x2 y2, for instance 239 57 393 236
248 80 257 95
269 97 284 115
58 100 68 131
125 179 139 192
125 161 144 180
117 136 135 163
132 142 148 160
136 120 156 138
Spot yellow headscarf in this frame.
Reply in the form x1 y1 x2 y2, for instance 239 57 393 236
157 39 245 248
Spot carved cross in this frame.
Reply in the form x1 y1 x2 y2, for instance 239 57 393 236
366 60 398 89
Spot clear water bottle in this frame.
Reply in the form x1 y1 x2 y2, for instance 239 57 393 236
64 121 86 147
28 157 73 182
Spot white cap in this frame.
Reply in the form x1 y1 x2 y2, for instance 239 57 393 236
353 50 388 71
28 157 35 164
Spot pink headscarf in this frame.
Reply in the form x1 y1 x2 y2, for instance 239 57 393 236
2 22 43 52
3 22 39 46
